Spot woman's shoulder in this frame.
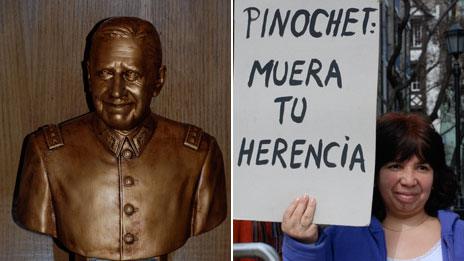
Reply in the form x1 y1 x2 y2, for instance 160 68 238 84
438 210 464 234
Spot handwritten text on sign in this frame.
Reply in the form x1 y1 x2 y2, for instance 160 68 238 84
234 1 379 226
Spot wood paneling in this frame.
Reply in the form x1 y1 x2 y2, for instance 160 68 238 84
0 0 230 260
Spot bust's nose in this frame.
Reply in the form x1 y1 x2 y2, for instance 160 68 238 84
110 73 127 98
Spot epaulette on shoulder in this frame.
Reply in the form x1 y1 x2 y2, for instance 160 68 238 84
183 125 203 151
41 124 64 150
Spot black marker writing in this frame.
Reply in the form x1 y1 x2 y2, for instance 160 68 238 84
244 7 378 39
248 59 342 88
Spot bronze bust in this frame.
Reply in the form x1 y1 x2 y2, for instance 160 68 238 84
13 17 227 260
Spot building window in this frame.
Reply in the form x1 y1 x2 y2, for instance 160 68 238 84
412 23 422 48
394 0 401 13
410 93 423 109
410 80 422 110
410 80 420 92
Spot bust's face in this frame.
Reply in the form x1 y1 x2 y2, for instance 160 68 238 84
88 38 157 131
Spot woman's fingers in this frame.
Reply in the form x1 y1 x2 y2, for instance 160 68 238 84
282 195 319 244
283 196 300 221
291 194 309 221
300 197 316 228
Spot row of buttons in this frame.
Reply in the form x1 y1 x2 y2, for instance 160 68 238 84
123 201 137 244
123 171 136 244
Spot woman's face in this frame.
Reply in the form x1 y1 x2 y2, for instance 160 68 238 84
378 155 434 218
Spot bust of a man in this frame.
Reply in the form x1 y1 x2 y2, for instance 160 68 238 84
13 17 226 260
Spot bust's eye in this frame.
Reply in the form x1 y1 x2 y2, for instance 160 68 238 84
97 69 113 80
124 70 140 81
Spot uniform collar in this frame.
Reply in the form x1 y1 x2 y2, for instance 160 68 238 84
92 113 156 158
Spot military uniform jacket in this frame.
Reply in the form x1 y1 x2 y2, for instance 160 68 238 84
13 113 227 260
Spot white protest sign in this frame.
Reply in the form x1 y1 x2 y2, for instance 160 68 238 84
233 0 379 226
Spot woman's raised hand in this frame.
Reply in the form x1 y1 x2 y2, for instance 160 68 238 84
281 194 319 244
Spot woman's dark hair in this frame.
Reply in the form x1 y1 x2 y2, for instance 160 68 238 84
372 112 457 220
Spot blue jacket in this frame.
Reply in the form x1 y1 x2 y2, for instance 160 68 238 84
283 211 464 261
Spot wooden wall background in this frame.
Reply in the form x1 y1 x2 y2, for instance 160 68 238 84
0 0 230 260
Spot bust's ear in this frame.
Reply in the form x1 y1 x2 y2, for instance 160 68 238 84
86 61 91 81
153 65 166 97
86 61 93 94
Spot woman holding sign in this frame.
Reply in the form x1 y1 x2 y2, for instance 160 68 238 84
282 113 464 260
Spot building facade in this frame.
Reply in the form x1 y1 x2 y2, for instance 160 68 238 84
379 0 464 212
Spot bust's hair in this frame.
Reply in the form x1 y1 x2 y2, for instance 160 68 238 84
89 17 162 71
372 112 457 220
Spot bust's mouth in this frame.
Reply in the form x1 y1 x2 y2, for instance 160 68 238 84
103 101 134 113
106 101 132 106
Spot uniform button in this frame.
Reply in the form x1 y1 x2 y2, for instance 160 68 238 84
123 233 135 244
123 176 135 186
124 203 136 215
122 149 133 159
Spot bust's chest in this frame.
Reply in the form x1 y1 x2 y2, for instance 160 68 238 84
41 132 205 252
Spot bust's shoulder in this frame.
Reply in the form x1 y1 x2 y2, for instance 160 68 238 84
152 114 217 152
26 113 93 151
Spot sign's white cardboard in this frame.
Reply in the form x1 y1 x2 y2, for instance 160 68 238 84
233 0 379 226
